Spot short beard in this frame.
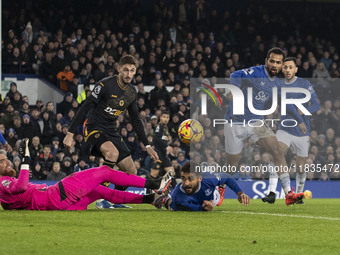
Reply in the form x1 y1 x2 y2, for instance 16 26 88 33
184 183 199 195
119 75 129 86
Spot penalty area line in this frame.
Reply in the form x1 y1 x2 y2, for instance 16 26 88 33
217 211 340 221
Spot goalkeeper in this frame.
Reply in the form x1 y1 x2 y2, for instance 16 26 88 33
155 162 250 211
0 139 171 210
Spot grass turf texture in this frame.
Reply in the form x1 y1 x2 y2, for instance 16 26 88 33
1 199 340 255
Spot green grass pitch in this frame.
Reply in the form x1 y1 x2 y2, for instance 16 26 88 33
1 199 340 255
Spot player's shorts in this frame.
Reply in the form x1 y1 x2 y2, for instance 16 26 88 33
224 120 275 154
84 127 130 163
150 150 172 171
276 130 310 157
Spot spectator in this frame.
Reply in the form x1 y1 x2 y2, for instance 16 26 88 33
12 116 24 140
177 151 188 166
6 82 19 102
149 79 170 112
74 158 89 172
62 157 73 176
47 162 67 181
40 111 57 145
36 145 55 179
57 92 73 115
57 65 75 92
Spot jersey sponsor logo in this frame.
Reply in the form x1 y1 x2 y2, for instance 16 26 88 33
255 91 268 102
104 107 122 116
2 180 11 188
205 189 213 196
111 95 117 98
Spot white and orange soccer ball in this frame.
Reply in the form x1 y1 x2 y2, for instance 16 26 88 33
304 190 312 199
178 119 204 144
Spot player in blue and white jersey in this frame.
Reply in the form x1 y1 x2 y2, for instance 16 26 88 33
224 48 303 205
154 162 250 211
263 57 320 204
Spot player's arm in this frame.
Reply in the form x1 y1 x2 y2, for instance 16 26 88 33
218 173 250 205
9 139 31 195
0 132 12 152
306 82 321 114
128 99 159 161
64 83 105 148
63 98 96 148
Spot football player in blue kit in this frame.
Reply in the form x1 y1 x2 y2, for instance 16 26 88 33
155 162 250 211
224 47 304 205
262 57 320 204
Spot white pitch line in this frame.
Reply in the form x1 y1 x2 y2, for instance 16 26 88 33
218 211 340 221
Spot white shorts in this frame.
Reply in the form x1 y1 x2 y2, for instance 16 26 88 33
224 121 275 155
276 130 310 157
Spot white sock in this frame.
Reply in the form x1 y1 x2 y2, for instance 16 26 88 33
268 169 278 193
279 173 291 195
296 172 306 193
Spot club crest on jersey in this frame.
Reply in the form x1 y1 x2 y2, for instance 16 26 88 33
2 180 11 188
205 189 213 196
119 100 124 106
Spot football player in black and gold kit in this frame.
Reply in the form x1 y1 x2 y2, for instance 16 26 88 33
150 110 175 179
64 56 159 208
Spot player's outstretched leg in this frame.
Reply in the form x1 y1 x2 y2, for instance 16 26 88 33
66 186 160 210
62 166 172 207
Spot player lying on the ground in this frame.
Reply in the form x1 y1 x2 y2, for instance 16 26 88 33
154 162 250 211
0 139 171 210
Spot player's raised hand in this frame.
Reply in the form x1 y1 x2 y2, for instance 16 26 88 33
146 146 159 162
237 192 250 205
298 122 307 135
202 200 214 211
63 132 74 148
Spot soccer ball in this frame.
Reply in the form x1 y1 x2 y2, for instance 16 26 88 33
304 190 312 199
178 119 204 144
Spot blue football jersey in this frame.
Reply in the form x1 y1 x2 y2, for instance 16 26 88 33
225 65 282 122
279 77 320 136
169 172 241 211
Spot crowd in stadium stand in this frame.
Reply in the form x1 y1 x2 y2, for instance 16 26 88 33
1 0 340 181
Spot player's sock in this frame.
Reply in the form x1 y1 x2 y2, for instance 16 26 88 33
279 173 291 195
103 159 116 168
296 172 306 193
115 185 128 191
268 170 278 193
142 194 155 204
103 187 143 204
145 176 161 189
